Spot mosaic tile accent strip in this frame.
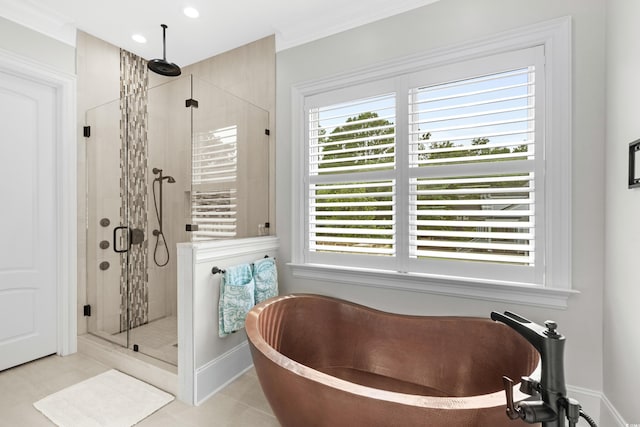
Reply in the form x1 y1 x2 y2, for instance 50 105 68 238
119 49 149 331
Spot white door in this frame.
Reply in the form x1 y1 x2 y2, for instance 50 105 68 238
0 69 57 371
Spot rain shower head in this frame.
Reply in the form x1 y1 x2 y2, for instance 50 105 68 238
147 24 181 77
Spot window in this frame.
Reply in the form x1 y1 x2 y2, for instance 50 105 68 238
293 18 572 306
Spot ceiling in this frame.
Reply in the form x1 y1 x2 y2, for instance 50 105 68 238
1 0 441 67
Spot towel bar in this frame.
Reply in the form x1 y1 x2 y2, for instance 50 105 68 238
211 255 275 275
211 266 226 275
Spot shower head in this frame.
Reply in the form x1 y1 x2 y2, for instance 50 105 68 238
147 24 182 77
152 167 175 183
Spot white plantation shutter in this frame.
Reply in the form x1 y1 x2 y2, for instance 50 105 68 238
409 68 535 166
191 126 238 240
307 93 396 262
408 66 538 269
304 45 550 285
409 174 535 264
309 93 396 175
309 180 395 256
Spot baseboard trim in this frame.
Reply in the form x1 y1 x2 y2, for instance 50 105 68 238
567 385 602 424
600 392 628 427
566 384 632 427
194 340 253 406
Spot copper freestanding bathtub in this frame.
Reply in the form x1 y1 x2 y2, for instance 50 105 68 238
246 294 540 427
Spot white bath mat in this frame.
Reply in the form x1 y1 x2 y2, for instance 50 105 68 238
33 369 174 427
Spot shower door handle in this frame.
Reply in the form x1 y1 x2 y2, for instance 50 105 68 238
113 226 129 253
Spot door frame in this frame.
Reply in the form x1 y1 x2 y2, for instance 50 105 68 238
0 47 77 356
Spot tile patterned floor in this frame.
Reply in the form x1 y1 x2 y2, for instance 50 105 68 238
0 353 279 427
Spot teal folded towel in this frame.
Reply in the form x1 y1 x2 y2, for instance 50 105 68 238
218 263 255 337
253 257 278 304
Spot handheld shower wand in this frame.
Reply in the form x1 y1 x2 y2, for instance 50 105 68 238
152 167 176 267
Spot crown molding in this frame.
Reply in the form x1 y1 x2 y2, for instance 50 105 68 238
0 0 76 46
275 0 441 52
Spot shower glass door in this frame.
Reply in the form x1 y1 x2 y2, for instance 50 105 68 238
85 97 132 349
85 76 191 366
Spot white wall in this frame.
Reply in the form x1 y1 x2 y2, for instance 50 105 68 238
604 0 640 423
276 0 606 395
0 16 75 74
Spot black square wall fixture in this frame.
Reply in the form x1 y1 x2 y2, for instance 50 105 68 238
629 139 640 188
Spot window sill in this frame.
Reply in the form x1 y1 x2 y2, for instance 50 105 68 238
288 263 577 309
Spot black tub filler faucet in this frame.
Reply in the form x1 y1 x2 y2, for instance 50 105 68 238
490 311 598 427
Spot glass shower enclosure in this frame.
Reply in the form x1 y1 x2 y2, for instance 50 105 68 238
85 75 269 365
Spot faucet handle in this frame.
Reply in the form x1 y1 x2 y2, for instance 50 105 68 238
544 320 560 338
519 376 541 396
502 376 524 420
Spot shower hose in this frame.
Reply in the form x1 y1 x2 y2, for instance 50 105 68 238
152 179 170 267
152 230 170 267
578 409 598 427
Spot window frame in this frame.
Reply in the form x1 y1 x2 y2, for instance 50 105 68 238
289 17 574 308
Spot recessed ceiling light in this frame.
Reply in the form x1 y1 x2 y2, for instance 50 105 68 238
132 34 147 43
183 7 200 18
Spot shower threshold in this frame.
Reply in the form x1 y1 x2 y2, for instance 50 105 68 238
78 334 177 395
90 315 177 366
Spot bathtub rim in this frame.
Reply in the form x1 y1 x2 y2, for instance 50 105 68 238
245 293 542 410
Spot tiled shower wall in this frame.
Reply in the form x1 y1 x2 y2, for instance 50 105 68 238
119 49 149 330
